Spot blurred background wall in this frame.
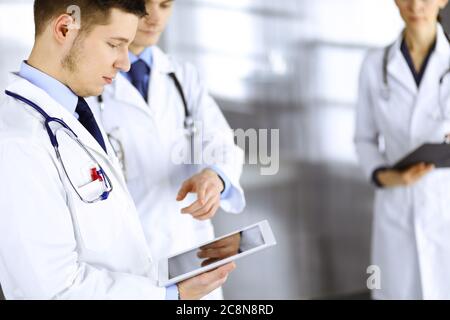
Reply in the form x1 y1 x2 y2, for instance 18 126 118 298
1 0 450 300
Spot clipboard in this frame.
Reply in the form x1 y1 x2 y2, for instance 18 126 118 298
393 143 450 171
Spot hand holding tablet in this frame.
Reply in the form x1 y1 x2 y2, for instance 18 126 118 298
157 220 276 287
393 142 450 171
374 140 450 187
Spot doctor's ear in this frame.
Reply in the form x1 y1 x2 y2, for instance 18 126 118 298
53 14 79 44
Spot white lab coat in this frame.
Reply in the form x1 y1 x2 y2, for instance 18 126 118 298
0 75 167 299
355 24 450 299
87 47 246 299
88 46 245 260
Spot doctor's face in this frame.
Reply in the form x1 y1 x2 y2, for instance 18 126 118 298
131 0 174 49
395 0 448 29
62 9 138 97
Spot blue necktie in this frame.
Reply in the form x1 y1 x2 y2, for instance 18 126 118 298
129 59 150 102
76 97 107 153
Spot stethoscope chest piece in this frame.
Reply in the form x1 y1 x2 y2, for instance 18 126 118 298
5 90 113 204
184 116 197 138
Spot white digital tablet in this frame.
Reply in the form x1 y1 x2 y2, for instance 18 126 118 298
157 220 276 287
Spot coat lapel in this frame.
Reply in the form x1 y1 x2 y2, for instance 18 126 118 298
386 32 418 97
147 46 176 117
414 24 450 118
105 47 176 120
110 73 152 117
6 76 111 162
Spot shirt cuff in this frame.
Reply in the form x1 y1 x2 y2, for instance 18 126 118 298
165 284 179 300
371 166 390 188
209 165 232 200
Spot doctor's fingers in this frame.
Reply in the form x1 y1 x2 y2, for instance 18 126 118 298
201 255 236 267
406 162 434 173
403 170 432 185
181 193 219 215
179 263 235 299
176 180 194 201
197 262 236 286
411 166 434 180
196 177 225 204
201 258 221 267
195 202 220 221
200 236 236 250
402 164 434 184
180 197 209 214
198 246 237 259
204 275 229 295
181 176 211 205
190 195 220 219
180 184 217 213
196 181 209 205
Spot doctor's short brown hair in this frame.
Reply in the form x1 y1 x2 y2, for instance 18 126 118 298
33 0 147 37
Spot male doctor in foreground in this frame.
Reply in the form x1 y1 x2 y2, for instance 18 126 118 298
0 0 235 299
88 0 246 299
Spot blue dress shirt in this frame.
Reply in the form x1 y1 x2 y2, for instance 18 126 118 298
166 284 179 300
18 61 78 115
121 46 153 85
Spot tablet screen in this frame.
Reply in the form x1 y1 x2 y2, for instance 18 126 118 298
168 225 265 279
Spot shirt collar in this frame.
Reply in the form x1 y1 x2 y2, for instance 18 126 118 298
18 61 78 115
400 37 436 87
388 23 450 66
127 46 154 68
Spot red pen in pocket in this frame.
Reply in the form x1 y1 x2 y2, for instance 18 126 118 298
90 168 104 182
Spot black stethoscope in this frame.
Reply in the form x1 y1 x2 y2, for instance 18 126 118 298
381 37 450 120
5 90 113 203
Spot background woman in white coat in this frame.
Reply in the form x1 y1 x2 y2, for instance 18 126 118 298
88 0 246 299
355 0 450 299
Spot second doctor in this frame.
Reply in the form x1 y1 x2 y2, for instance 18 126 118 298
88 0 246 299
355 0 450 299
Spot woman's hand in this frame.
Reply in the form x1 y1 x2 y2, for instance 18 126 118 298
377 162 435 188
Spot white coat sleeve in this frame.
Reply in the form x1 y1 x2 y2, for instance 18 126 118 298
354 54 389 181
0 140 166 300
185 63 246 214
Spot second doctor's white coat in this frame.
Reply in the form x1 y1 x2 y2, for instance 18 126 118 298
355 24 450 299
88 46 246 262
0 75 166 299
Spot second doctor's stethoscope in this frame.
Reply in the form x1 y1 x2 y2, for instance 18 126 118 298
97 72 197 179
381 39 450 120
5 90 113 204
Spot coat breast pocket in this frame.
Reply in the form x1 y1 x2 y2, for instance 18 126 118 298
72 198 123 252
